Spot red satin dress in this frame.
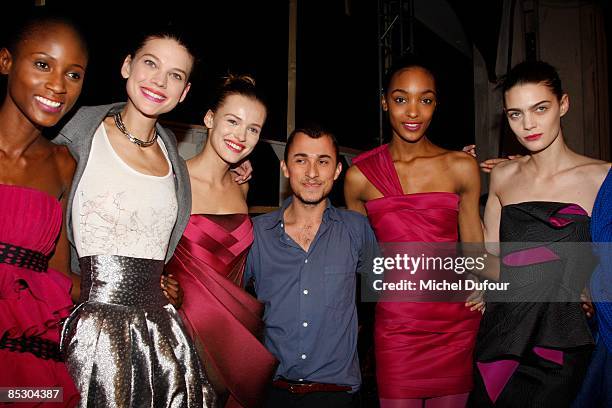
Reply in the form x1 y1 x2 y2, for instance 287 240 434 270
0 184 79 407
354 145 482 399
166 213 277 408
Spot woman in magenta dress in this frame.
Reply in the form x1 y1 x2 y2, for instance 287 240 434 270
165 75 277 408
0 13 88 407
344 56 484 407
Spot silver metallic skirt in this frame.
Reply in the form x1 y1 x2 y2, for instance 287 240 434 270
61 255 216 407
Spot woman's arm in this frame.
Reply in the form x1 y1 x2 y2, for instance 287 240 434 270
453 154 487 311
344 165 368 216
47 196 73 277
48 146 81 302
482 166 504 248
455 153 483 244
239 180 250 199
471 165 507 283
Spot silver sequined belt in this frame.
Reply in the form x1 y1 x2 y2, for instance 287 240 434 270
78 255 167 308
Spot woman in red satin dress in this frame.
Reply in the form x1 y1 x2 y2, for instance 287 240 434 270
165 75 277 408
344 56 484 408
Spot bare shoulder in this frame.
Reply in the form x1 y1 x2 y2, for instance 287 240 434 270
239 180 249 198
51 144 76 192
446 150 478 171
572 157 611 185
489 155 524 185
439 152 479 194
589 160 611 177
345 164 369 191
344 164 370 213
493 154 523 174
443 150 479 180
575 155 610 173
53 143 76 170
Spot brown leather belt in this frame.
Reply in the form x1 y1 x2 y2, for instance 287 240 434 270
272 378 351 394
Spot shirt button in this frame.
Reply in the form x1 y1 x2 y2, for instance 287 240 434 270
305 259 308 264
280 223 284 227
301 354 307 360
303 321 308 327
303 289 309 295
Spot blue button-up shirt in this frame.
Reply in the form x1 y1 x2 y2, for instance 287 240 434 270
244 197 379 391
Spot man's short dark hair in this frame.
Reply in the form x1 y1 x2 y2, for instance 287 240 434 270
284 125 340 163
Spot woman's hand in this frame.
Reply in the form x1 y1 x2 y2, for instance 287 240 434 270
462 144 476 158
161 274 183 309
580 288 595 318
461 145 522 173
479 157 513 173
465 287 486 314
230 160 253 184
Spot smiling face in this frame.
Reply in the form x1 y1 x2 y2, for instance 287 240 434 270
122 37 193 118
382 66 437 143
504 82 568 152
281 132 342 206
204 93 266 164
0 22 87 128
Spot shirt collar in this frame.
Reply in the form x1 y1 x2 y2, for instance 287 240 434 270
263 196 341 230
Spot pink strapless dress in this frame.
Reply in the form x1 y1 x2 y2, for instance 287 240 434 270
354 145 482 399
0 184 78 407
166 214 277 408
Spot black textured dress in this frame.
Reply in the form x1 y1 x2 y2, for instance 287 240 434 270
470 202 595 407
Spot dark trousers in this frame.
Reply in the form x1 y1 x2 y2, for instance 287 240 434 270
266 386 361 408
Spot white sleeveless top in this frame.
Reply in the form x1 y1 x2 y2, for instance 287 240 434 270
72 123 178 260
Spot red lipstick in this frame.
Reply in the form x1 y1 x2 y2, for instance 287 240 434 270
525 133 543 141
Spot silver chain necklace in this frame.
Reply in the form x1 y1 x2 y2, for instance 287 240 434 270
113 112 158 148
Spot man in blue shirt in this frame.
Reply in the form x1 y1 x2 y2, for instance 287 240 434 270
244 126 379 408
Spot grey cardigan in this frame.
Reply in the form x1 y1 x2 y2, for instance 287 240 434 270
53 102 192 273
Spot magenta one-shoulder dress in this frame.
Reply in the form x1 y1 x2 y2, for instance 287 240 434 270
354 145 482 399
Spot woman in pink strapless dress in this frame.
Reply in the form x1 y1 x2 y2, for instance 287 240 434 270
345 56 484 407
0 186 79 407
166 75 277 408
0 13 89 407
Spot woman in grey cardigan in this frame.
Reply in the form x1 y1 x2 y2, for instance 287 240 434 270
56 30 216 407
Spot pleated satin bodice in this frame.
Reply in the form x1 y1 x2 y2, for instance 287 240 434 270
167 213 277 408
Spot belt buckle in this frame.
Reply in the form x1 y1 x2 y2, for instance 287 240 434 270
288 382 311 394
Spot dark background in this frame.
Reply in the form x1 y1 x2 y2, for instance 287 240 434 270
1 0 495 151
3 1 610 150
1 0 611 208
